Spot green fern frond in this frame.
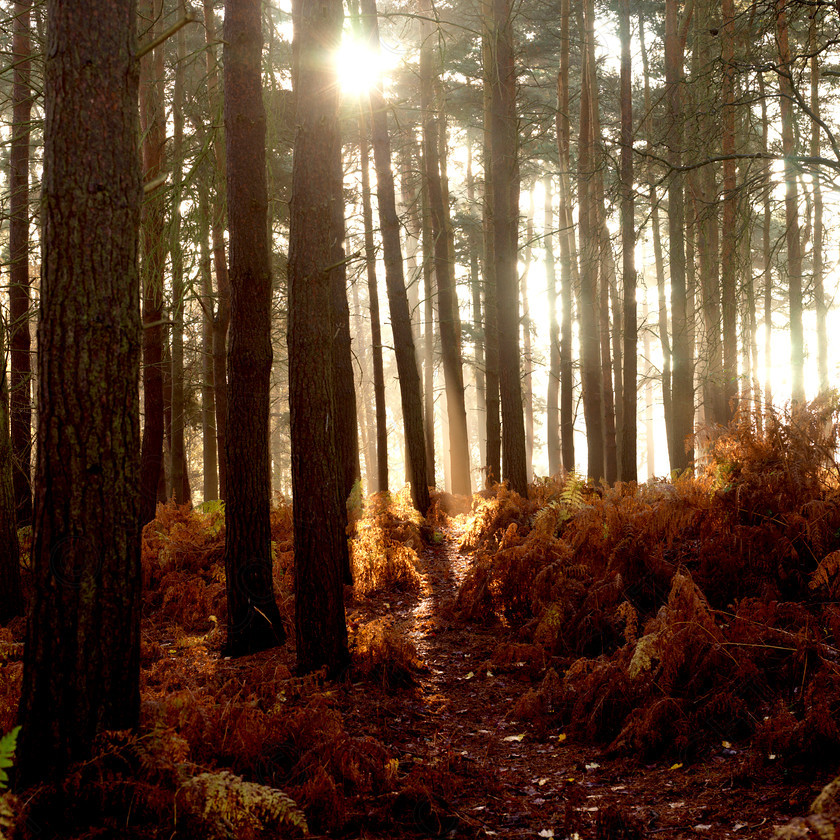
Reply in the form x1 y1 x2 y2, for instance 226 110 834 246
0 728 20 790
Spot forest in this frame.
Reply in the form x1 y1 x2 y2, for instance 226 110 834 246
3 0 840 836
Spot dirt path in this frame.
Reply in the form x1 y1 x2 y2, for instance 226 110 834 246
341 527 816 839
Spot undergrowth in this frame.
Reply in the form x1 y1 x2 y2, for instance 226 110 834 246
456 399 840 764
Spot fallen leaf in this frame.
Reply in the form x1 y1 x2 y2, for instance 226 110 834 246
504 734 526 742
558 733 567 743
584 762 600 771
670 762 684 770
538 830 555 838
465 671 475 680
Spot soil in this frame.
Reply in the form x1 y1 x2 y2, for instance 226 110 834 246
336 522 826 840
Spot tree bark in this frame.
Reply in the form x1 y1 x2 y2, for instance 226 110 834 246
18 0 141 782
289 0 350 674
138 0 166 526
223 0 286 656
545 176 561 477
619 0 637 483
420 0 471 496
359 112 388 494
204 0 231 499
199 177 218 501
171 23 189 505
9 0 33 528
362 0 430 513
488 0 527 496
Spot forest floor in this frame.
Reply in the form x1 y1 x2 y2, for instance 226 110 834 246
335 521 819 840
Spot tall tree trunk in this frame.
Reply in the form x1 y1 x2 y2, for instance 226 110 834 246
421 163 437 487
810 12 828 393
556 0 575 473
619 0 637 482
0 324 23 623
289 0 349 675
9 0 33 527
488 0 527 495
18 0 141 782
362 0 430 513
521 197 534 482
199 179 218 500
665 0 693 470
776 0 804 403
223 0 286 656
482 12 501 484
171 24 189 505
421 0 471 496
350 278 378 490
578 0 605 481
359 113 388 494
721 0 738 419
545 175 561 476
758 71 773 415
204 0 231 499
330 127 360 542
139 0 166 526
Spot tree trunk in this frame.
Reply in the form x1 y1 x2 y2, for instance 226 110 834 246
665 0 693 470
421 0 471 496
521 198 535 482
421 164 437 487
359 113 388 494
545 175 561 476
578 0 605 481
18 0 142 782
223 0 286 656
9 0 33 528
810 12 828 393
204 0 231 499
482 13 501 484
776 0 804 403
0 323 22 623
361 0 430 514
199 178 218 501
139 0 166 526
289 0 350 675
720 0 738 419
171 23 189 505
619 0 637 483
488 0 527 496
556 0 575 473
329 128 359 585
350 278 378 490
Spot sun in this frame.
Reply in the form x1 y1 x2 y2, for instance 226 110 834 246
335 38 383 96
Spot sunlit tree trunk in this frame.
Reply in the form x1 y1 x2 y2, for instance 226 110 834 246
578 0 604 481
139 0 166 525
619 0 637 482
359 113 388 493
9 0 33 527
18 0 141 782
362 0 430 513
204 0 231 499
776 0 804 403
521 197 534 482
198 180 218 500
556 0 575 473
171 24 189 505
482 0 501 485
289 0 349 674
421 0 471 496
545 175 561 476
810 12 828 393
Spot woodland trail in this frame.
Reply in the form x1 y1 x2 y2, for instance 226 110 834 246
341 525 811 840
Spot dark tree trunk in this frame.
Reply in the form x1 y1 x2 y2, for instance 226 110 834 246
199 179 218 500
223 0 286 656
18 0 141 783
9 0 33 528
619 0 637 483
362 0 430 514
171 24 189 505
0 325 23 624
204 0 231 499
481 11 501 485
488 0 527 496
289 0 350 675
138 0 166 526
359 114 388 494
